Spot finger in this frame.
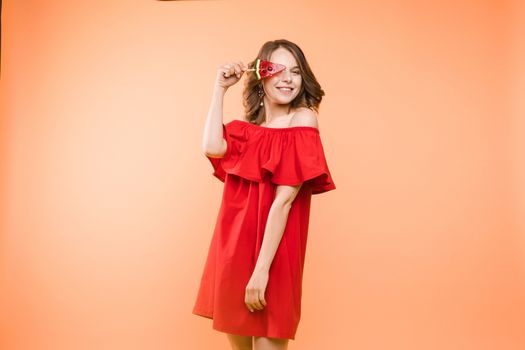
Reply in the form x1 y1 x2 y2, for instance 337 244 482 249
236 61 244 73
247 287 263 310
248 289 261 310
239 61 247 73
233 63 242 78
259 290 267 307
246 302 254 312
245 300 253 312
220 65 231 77
222 63 231 72
225 66 235 78
250 301 262 311
245 291 254 312
252 293 263 310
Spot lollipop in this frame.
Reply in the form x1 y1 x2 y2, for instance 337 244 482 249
245 59 287 80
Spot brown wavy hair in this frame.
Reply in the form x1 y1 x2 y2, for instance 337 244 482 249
242 39 325 125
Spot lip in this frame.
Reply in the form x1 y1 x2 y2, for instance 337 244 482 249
277 87 294 95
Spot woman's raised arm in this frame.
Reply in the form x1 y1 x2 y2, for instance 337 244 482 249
202 61 247 157
202 85 227 157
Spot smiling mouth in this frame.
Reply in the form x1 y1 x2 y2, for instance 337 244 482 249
276 87 294 91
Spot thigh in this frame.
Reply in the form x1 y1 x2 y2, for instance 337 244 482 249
226 333 253 350
253 336 289 350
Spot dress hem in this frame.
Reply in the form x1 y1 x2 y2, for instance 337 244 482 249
192 309 296 340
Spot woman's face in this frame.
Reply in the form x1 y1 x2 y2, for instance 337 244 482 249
261 48 302 106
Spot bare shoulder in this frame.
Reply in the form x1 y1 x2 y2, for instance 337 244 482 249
290 107 319 129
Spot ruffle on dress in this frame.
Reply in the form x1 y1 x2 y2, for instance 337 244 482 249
206 119 336 195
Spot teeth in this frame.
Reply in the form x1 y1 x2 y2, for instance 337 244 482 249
278 87 292 91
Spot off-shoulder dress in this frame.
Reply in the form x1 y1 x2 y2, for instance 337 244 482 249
192 119 336 340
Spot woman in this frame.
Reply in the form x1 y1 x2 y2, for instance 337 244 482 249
193 39 336 350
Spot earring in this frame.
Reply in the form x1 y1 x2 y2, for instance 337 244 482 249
257 87 265 106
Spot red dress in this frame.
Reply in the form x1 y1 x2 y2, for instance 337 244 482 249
192 119 336 340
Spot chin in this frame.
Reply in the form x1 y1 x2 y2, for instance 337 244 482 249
277 95 297 104
275 100 294 106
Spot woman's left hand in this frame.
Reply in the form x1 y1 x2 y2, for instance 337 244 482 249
245 268 269 312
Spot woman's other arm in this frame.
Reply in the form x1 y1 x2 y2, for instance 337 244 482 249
254 184 302 272
244 184 302 312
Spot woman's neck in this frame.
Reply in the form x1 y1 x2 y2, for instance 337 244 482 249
264 103 293 124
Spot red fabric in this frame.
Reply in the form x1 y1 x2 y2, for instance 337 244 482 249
192 119 336 340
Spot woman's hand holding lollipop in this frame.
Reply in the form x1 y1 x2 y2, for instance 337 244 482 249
215 61 248 91
214 59 287 93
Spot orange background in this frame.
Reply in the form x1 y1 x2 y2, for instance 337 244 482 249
1 1 524 349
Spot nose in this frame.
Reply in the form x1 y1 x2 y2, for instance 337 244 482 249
280 68 292 82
